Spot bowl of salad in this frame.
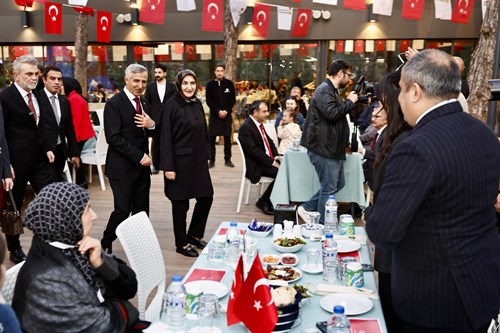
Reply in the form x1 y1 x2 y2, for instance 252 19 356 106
273 237 306 253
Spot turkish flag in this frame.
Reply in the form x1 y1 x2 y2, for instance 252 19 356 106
96 11 112 43
233 254 278 333
451 0 474 24
354 40 365 53
399 40 411 52
242 45 257 59
297 44 309 56
401 0 425 20
375 40 385 52
202 0 223 32
344 0 366 10
227 256 244 326
186 45 197 61
45 2 62 34
261 44 270 58
252 3 271 37
291 9 312 37
15 0 34 7
139 0 166 25
336 40 345 52
73 6 94 16
216 44 225 58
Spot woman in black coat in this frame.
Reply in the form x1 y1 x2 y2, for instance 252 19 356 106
159 69 214 258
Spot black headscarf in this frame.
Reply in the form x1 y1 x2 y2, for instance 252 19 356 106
174 69 198 103
24 182 97 290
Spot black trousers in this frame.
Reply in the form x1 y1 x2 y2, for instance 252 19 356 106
54 144 66 181
7 160 57 251
209 136 232 163
102 173 151 250
402 320 490 333
70 140 88 185
378 272 404 333
171 196 213 249
257 166 278 205
151 133 160 169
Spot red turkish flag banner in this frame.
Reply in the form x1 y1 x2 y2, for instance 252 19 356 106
73 6 94 16
292 9 312 37
336 40 345 52
186 45 197 61
451 0 474 24
399 40 411 52
45 2 62 34
96 11 112 43
202 0 223 32
15 0 34 7
354 40 365 53
252 3 271 37
401 0 425 20
233 254 278 333
139 0 166 25
297 44 309 56
344 0 366 10
375 40 385 52
216 44 225 58
226 256 244 326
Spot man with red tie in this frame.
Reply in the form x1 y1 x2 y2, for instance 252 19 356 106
238 100 280 215
101 64 156 253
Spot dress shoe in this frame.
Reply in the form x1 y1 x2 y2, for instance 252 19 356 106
208 161 215 169
256 200 274 215
224 161 235 168
187 235 208 249
176 245 199 257
10 249 27 264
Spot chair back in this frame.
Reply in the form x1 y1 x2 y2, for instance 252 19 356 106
0 261 25 304
115 212 166 321
95 108 104 127
95 128 108 157
235 137 247 178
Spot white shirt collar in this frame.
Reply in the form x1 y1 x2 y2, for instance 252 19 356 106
14 82 31 98
250 115 263 129
416 99 457 125
124 86 139 102
377 124 387 135
44 87 58 100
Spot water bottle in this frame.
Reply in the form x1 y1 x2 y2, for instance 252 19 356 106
161 275 187 332
224 222 240 267
322 233 338 283
327 305 351 333
324 195 338 234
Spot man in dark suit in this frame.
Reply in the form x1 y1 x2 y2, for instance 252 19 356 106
366 49 500 332
38 65 80 180
0 55 57 263
101 64 156 253
238 100 281 215
144 63 175 174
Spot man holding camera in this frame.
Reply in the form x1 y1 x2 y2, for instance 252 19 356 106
298 60 358 224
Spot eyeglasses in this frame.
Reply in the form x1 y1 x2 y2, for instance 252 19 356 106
342 71 356 79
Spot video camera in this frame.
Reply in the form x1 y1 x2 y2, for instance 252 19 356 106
353 76 376 104
488 79 500 101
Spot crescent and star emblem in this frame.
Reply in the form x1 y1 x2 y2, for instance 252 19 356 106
48 5 58 22
207 3 219 20
409 0 419 8
298 12 308 27
100 16 108 31
256 10 266 27
253 278 274 311
458 0 468 14
148 0 161 11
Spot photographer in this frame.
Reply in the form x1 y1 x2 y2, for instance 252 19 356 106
298 60 358 224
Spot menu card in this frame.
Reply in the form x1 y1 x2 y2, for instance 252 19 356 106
338 251 362 263
350 318 383 333
184 268 227 283
218 227 245 236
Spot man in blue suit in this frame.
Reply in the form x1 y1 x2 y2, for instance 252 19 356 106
366 49 500 332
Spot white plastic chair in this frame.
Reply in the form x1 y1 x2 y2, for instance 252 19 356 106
80 128 108 191
235 137 274 213
0 261 25 304
62 160 73 183
95 108 104 127
115 212 166 321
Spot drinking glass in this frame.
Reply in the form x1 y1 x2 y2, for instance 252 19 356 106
208 235 225 262
197 294 220 330
293 139 301 151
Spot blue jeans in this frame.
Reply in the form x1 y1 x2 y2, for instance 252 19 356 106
302 151 345 224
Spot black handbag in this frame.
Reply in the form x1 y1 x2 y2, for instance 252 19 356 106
0 190 24 235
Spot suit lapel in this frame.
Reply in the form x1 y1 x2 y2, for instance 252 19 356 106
413 101 460 132
9 86 36 123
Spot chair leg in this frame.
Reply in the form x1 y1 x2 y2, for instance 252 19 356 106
245 180 251 205
97 164 106 191
88 165 93 183
236 177 246 214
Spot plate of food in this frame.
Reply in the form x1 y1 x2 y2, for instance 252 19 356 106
279 253 299 267
262 253 280 265
273 237 306 253
265 265 302 283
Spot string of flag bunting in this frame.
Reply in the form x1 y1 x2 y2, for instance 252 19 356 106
13 0 479 44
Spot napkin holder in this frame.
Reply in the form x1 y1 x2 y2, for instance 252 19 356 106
274 204 297 226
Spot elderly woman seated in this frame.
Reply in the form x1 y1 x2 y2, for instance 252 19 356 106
12 182 146 333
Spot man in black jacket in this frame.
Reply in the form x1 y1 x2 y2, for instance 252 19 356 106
298 60 358 224
206 64 236 168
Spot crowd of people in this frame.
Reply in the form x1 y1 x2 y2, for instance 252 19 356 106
0 49 499 333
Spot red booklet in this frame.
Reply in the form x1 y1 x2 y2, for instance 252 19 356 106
184 268 227 283
218 227 245 236
350 318 383 333
338 251 362 263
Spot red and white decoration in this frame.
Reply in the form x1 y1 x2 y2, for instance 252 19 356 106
45 2 62 35
96 11 112 43
451 0 475 24
434 0 452 19
291 8 312 37
226 256 244 326
344 0 366 11
139 0 166 25
402 0 425 20
373 0 394 16
251 3 271 37
202 0 223 32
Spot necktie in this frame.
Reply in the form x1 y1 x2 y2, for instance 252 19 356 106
50 95 60 124
133 97 142 115
27 92 37 122
371 132 379 150
259 124 274 158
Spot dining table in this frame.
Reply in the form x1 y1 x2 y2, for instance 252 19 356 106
145 222 387 332
270 148 367 210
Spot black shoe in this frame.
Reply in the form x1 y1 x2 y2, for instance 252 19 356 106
102 247 113 255
208 161 215 169
10 249 27 264
187 235 208 249
176 245 199 257
77 182 89 189
256 200 274 215
224 161 235 168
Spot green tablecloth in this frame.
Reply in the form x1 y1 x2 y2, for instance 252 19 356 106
270 148 366 208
